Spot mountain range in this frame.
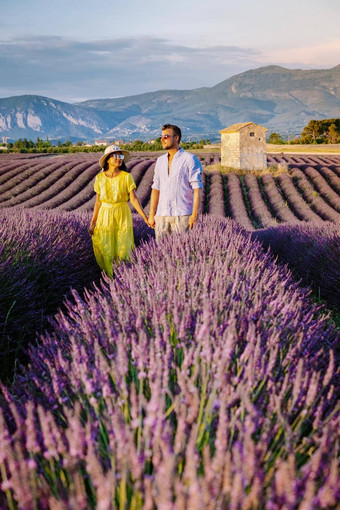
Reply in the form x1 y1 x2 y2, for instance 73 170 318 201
0 65 339 142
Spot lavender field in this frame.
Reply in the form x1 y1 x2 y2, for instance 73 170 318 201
0 152 339 509
1 152 340 226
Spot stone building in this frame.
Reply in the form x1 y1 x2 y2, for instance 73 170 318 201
94 139 109 146
220 122 268 170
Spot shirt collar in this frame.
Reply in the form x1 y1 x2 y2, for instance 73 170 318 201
168 147 183 158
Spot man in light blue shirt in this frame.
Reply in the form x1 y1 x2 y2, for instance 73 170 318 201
148 124 203 242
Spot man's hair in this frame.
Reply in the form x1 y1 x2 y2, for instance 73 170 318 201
162 124 181 143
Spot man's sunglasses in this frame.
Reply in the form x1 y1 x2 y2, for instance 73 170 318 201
160 134 174 139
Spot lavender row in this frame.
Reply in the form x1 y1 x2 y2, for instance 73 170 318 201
52 165 103 211
75 194 96 212
0 157 66 197
303 166 340 213
0 153 97 196
0 159 96 208
199 172 207 212
225 173 254 230
31 163 99 210
0 153 98 192
276 174 322 222
266 153 340 168
26 162 97 210
207 171 225 217
267 154 292 165
253 221 340 309
1 154 339 231
317 166 340 194
318 155 340 165
0 209 102 381
0 208 153 381
331 164 340 178
134 162 156 207
1 217 338 508
0 155 57 186
129 159 156 187
243 173 278 228
60 159 155 212
69 158 155 212
297 154 339 166
291 168 340 222
0 159 37 180
260 174 298 223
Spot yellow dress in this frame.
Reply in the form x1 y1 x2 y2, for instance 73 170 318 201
92 171 136 277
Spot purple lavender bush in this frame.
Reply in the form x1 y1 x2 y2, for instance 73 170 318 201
291 168 340 223
276 174 321 223
208 171 226 217
260 174 298 224
1 217 339 509
225 174 254 230
252 221 340 310
0 209 102 381
0 208 154 383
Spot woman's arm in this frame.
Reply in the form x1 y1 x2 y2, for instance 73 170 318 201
88 194 102 235
129 189 149 224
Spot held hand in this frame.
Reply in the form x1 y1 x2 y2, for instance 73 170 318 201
88 225 95 236
143 216 152 228
188 213 198 229
148 216 155 229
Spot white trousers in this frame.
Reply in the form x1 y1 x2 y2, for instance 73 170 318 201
154 215 190 242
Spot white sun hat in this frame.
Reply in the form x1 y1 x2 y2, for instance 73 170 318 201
99 144 131 168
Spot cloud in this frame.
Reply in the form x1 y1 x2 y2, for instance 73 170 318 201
0 36 261 101
0 36 338 103
262 40 340 69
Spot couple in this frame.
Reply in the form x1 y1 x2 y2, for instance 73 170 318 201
89 124 203 277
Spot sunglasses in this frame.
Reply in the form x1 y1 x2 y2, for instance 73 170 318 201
160 134 174 139
109 153 124 160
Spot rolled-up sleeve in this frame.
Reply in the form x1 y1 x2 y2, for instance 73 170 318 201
151 161 161 190
189 156 203 189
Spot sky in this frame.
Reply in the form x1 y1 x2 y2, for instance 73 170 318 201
0 0 339 103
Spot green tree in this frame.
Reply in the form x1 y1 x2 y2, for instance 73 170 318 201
268 133 284 144
300 119 340 144
327 123 339 144
300 120 323 142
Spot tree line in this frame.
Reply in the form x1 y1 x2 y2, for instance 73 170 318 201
1 137 104 153
269 118 340 144
1 120 339 153
1 137 210 154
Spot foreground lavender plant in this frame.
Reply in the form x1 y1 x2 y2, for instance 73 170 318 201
0 208 153 383
0 208 102 382
1 217 339 509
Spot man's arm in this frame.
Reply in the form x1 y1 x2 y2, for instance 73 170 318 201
188 188 200 229
148 188 160 229
187 155 203 229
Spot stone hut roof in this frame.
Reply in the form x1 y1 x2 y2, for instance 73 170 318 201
219 122 268 134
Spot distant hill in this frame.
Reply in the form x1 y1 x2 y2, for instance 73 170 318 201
0 65 339 142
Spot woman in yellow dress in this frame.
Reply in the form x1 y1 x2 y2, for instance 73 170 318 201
89 145 149 277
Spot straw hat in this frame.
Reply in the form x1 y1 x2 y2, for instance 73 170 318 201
99 145 131 168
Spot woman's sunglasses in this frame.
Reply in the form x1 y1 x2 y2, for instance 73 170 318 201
109 153 124 160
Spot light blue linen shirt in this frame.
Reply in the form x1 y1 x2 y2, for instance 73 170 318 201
151 148 203 216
